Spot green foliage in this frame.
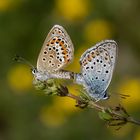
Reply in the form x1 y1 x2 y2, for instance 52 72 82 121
98 111 113 121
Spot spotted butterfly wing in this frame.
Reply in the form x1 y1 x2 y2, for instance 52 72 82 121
37 25 74 73
79 40 117 100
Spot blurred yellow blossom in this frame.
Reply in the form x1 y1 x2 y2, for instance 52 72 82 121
134 129 140 140
40 104 66 127
40 85 80 127
0 0 21 12
66 44 87 72
118 78 140 111
110 124 132 138
7 64 33 92
84 19 114 43
55 0 90 22
53 97 77 114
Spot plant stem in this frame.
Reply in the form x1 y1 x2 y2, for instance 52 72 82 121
66 93 140 126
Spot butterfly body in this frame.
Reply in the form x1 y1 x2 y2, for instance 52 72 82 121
75 40 117 101
32 68 50 81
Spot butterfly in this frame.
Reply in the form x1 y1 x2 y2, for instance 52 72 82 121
75 40 117 101
32 25 74 81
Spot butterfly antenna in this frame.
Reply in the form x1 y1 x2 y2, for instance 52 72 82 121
13 55 35 70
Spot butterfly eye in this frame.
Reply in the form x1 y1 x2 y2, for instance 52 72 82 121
32 68 37 74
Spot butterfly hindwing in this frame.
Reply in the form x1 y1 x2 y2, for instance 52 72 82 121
79 40 117 100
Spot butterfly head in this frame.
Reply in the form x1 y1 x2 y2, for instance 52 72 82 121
31 67 50 82
31 67 38 75
13 55 50 82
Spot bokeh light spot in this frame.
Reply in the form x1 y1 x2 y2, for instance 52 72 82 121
40 105 66 127
118 78 140 111
0 0 22 12
55 0 90 22
40 89 80 127
84 19 114 43
7 64 33 92
134 129 140 140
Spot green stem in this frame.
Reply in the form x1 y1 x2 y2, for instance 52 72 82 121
66 93 140 126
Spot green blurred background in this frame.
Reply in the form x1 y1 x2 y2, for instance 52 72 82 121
0 0 140 140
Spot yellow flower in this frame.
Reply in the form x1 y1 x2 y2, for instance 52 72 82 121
109 124 132 138
118 78 140 111
66 44 88 72
7 64 33 92
40 105 66 127
0 0 21 12
53 97 77 114
134 129 140 140
84 19 114 43
55 0 90 22
56 84 81 112
40 85 81 127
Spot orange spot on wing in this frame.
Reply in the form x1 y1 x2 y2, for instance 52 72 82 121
95 51 99 56
56 38 60 44
61 43 68 55
59 40 64 46
82 59 88 66
58 40 70 63
83 62 88 66
63 55 68 63
91 52 95 58
87 54 94 62
51 39 55 44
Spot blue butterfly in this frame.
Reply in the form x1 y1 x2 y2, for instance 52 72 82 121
75 40 117 101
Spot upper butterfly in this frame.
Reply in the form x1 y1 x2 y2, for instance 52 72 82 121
32 25 74 81
75 40 117 101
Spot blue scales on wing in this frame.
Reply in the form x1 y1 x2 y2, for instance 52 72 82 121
79 40 117 101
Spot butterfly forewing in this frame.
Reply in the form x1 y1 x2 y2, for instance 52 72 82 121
37 25 74 73
80 40 117 99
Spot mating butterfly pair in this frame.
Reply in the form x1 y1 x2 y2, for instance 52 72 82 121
32 25 117 101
